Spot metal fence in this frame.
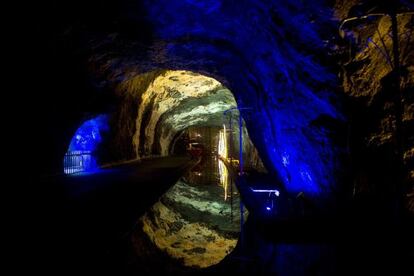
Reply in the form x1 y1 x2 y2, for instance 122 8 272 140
63 151 93 174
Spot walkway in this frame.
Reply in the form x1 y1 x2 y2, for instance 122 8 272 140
32 156 196 274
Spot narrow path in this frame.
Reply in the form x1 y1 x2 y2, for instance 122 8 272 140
33 156 196 274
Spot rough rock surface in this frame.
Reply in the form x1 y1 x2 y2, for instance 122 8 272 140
80 0 348 207
337 2 414 210
29 0 412 211
130 70 234 157
99 69 266 172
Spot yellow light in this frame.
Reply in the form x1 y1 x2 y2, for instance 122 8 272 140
218 124 229 200
218 159 229 201
218 124 227 159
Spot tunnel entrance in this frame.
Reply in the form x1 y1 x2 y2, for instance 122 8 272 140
121 71 266 268
60 69 267 269
63 115 109 174
125 70 266 170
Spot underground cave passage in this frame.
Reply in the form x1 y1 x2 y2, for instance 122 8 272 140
124 71 266 268
30 1 414 275
59 70 267 270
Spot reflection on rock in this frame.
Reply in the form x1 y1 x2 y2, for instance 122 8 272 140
139 156 246 268
141 200 236 268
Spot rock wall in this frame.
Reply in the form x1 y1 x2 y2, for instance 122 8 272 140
83 0 348 208
336 1 414 211
95 69 266 172
129 71 233 157
31 0 404 209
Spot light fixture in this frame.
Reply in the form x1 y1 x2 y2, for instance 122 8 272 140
250 188 280 212
250 189 280 197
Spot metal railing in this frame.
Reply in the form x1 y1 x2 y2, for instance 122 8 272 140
63 151 93 174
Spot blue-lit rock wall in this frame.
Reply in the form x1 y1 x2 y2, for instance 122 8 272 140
89 0 347 206
65 115 109 173
68 115 109 152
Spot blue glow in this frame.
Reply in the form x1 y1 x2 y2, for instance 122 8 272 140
68 115 109 152
138 0 345 202
64 115 109 174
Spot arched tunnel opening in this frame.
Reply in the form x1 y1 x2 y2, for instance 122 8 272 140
60 70 267 268
63 115 109 174
63 70 265 173
24 0 414 275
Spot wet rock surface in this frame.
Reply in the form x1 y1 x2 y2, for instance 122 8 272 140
136 156 246 268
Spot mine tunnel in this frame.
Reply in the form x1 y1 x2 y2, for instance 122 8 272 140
23 0 414 275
